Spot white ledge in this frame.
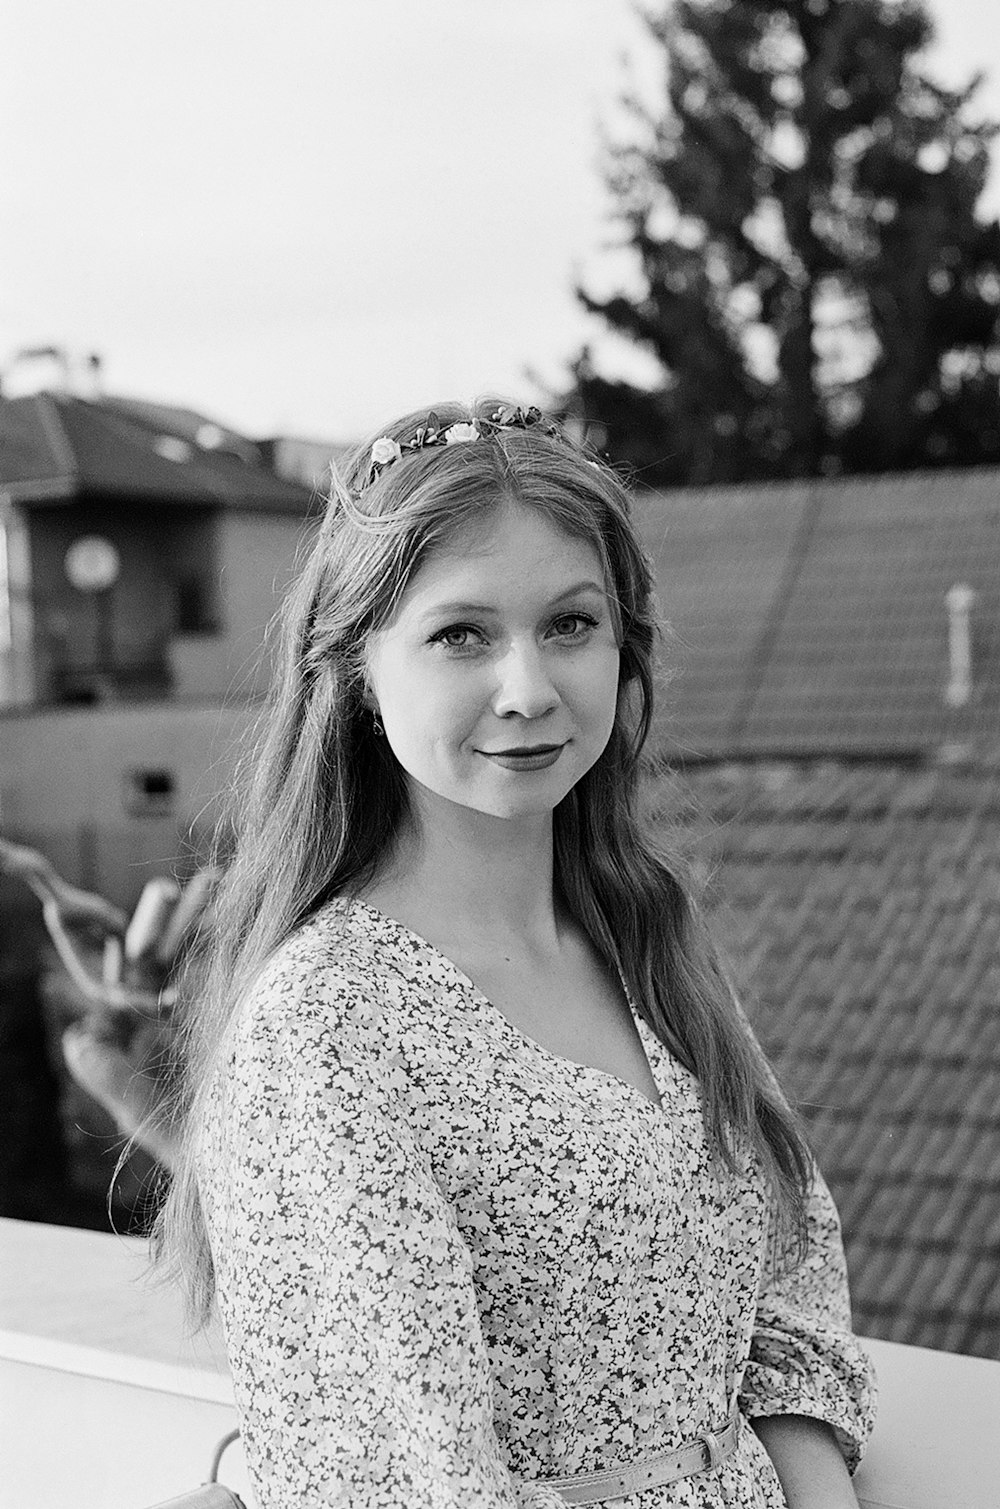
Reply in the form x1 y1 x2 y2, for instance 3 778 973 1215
3 1218 999 1508
0 1327 234 1404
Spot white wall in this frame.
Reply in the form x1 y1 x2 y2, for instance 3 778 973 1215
0 701 255 905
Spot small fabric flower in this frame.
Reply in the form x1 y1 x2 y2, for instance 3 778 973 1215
371 436 402 467
444 422 479 445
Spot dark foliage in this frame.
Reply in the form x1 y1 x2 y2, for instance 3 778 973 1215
570 0 1000 485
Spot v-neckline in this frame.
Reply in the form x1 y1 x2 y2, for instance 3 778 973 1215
343 897 665 1113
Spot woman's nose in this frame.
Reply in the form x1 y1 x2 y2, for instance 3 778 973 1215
492 642 560 719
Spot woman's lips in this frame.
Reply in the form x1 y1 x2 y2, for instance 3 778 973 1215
480 744 565 771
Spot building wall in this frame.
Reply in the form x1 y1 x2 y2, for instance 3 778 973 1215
214 508 310 696
0 701 255 907
0 498 35 706
266 434 345 489
1 507 310 898
168 510 309 702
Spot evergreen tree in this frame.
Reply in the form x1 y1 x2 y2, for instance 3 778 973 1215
572 0 1000 485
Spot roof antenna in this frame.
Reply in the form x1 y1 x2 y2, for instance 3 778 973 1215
944 583 976 709
86 352 103 397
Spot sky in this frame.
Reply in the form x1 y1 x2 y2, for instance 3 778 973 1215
3 0 999 444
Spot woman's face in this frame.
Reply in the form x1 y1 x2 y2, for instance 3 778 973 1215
365 501 621 829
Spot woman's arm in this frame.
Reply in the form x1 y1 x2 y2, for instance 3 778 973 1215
752 1414 860 1509
731 1006 876 1486
739 1162 877 1476
198 956 565 1509
739 1175 877 1482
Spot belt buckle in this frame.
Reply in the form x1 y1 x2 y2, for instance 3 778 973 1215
696 1425 726 1472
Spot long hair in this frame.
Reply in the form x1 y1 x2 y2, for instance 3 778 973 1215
156 398 811 1322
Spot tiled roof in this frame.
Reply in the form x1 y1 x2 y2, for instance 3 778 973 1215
635 467 1000 760
95 394 266 466
645 757 1000 1358
0 393 317 513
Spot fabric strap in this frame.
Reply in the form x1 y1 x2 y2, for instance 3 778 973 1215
143 1429 246 1509
144 1485 245 1509
541 1412 740 1504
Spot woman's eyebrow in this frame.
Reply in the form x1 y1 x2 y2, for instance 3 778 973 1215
549 580 607 605
419 599 497 619
419 581 608 621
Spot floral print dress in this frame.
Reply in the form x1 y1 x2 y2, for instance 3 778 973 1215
198 899 876 1508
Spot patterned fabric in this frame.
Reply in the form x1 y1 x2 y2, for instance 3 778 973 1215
198 899 876 1508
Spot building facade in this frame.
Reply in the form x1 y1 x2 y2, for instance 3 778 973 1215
0 391 323 708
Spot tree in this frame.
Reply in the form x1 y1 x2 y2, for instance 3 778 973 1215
571 0 1000 485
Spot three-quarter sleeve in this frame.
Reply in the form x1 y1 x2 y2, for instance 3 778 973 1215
738 1167 878 1473
197 953 565 1509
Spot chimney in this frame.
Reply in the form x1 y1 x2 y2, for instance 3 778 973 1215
4 345 73 396
944 583 976 709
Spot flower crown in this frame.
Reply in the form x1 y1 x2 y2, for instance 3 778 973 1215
363 404 565 488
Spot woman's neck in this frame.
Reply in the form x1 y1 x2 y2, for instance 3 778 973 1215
363 792 562 957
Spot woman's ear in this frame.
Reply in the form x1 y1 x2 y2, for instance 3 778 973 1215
355 654 376 714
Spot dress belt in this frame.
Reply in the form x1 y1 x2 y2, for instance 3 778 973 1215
540 1411 740 1505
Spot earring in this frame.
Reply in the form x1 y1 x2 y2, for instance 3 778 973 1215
372 710 385 737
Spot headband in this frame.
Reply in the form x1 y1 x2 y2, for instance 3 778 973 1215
363 404 566 488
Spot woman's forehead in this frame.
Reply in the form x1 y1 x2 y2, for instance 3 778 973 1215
411 502 606 597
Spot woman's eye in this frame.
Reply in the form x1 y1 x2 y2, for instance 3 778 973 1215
430 624 485 650
550 613 598 639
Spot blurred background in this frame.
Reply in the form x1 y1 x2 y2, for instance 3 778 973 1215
2 0 999 1379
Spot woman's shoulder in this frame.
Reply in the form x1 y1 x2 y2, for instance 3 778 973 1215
201 901 402 1139
236 897 392 1043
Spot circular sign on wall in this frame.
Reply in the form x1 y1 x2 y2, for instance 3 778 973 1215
64 535 121 593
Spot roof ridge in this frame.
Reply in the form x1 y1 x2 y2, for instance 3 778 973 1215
726 483 826 745
33 392 78 485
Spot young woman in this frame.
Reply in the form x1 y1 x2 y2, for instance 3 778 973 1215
159 401 876 1507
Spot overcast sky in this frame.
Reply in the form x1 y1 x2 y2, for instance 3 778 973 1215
4 0 998 443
